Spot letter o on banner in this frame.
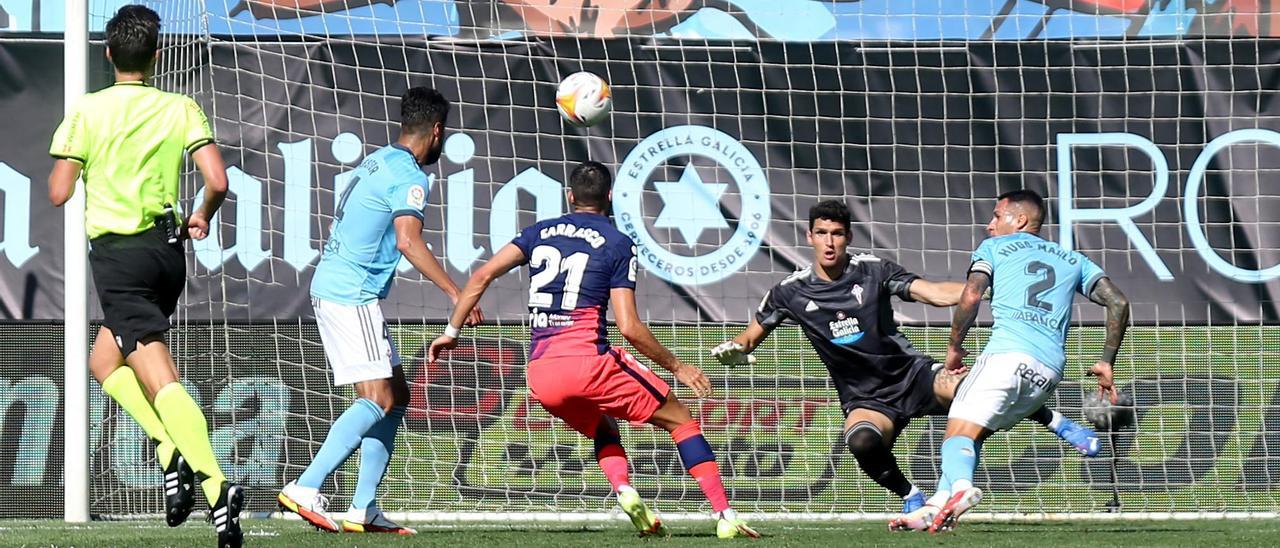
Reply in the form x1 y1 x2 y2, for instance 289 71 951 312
1184 129 1280 283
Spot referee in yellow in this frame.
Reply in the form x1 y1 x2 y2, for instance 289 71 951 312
48 6 241 547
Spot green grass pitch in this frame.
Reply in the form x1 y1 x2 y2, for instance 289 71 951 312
4 519 1278 547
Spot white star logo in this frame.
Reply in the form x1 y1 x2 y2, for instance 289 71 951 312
653 166 728 247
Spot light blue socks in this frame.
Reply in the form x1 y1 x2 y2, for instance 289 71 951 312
939 436 978 492
351 405 405 510
297 398 385 489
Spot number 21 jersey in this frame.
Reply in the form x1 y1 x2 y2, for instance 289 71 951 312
511 212 638 360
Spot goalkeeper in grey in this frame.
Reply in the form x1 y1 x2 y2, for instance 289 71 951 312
711 200 1101 519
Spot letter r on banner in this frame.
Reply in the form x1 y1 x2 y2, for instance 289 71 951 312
1056 132 1172 280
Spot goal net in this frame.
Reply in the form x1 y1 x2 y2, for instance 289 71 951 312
85 1 1280 519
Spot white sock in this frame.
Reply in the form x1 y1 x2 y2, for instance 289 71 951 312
951 479 974 493
904 486 921 500
718 508 739 521
1048 410 1064 431
926 491 950 508
285 481 319 500
346 505 373 523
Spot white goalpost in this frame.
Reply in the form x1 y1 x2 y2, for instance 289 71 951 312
62 0 89 525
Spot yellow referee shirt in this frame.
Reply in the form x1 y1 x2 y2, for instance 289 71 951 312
49 81 214 239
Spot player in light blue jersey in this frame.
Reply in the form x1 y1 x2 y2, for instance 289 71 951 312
925 190 1130 532
279 87 483 535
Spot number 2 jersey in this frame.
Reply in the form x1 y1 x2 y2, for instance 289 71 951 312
969 232 1106 374
511 212 638 360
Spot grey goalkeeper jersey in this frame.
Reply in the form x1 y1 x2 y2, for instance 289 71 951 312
756 254 932 401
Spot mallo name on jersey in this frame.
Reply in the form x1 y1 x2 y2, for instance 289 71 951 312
828 311 864 345
539 223 607 248
995 239 1079 265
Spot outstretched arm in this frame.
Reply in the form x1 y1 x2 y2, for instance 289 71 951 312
908 279 966 307
394 215 483 326
428 243 526 362
1086 276 1130 402
446 243 524 331
614 286 712 397
713 286 789 366
732 320 770 352
945 271 991 373
711 319 770 367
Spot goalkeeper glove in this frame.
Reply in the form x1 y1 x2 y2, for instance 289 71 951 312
710 341 756 367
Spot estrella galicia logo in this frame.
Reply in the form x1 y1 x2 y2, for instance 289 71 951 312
828 311 864 346
613 125 770 285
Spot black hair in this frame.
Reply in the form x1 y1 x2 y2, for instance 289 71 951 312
569 161 612 210
401 87 450 135
997 189 1046 226
808 200 852 231
106 5 161 73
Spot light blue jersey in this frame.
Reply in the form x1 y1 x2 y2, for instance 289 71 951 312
311 144 429 304
969 232 1106 373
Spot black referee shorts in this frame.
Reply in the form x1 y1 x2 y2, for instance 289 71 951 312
88 228 186 357
833 356 943 431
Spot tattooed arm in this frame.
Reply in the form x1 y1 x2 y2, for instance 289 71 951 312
1086 276 1130 402
945 270 991 374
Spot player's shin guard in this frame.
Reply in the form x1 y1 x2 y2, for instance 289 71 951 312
152 382 227 505
594 422 631 491
352 405 405 511
845 422 914 497
939 436 978 491
101 366 177 466
671 421 730 513
298 398 385 490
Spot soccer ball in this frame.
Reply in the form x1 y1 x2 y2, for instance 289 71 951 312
556 71 612 127
1083 390 1136 431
